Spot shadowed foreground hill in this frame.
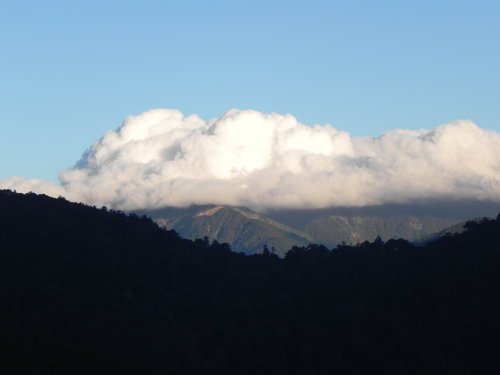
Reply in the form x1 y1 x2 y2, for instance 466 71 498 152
1 190 500 374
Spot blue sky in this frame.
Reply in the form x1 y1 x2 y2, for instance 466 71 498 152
1 0 499 182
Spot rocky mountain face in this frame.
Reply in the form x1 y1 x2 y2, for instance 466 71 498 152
140 205 460 255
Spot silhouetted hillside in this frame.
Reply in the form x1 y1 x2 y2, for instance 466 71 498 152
1 190 500 374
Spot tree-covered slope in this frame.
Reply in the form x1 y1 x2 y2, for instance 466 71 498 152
1 190 500 375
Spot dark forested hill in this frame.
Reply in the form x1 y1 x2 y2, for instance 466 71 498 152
1 190 500 374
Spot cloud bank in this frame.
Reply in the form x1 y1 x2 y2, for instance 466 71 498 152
2 109 500 211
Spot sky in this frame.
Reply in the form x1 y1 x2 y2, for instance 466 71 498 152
1 1 499 212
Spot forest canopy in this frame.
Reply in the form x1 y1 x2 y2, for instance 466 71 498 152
1 190 499 374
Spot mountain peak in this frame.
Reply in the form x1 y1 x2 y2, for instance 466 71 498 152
195 206 224 217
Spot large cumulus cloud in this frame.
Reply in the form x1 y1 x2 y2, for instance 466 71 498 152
2 109 500 211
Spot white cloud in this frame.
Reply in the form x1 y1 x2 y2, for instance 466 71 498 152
2 109 500 211
0 176 66 198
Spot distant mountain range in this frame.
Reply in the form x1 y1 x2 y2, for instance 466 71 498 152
140 205 461 255
141 205 312 257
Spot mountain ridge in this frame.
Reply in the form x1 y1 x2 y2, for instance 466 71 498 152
142 205 312 256
140 204 461 254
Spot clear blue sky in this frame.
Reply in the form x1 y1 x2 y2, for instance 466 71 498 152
1 0 499 182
